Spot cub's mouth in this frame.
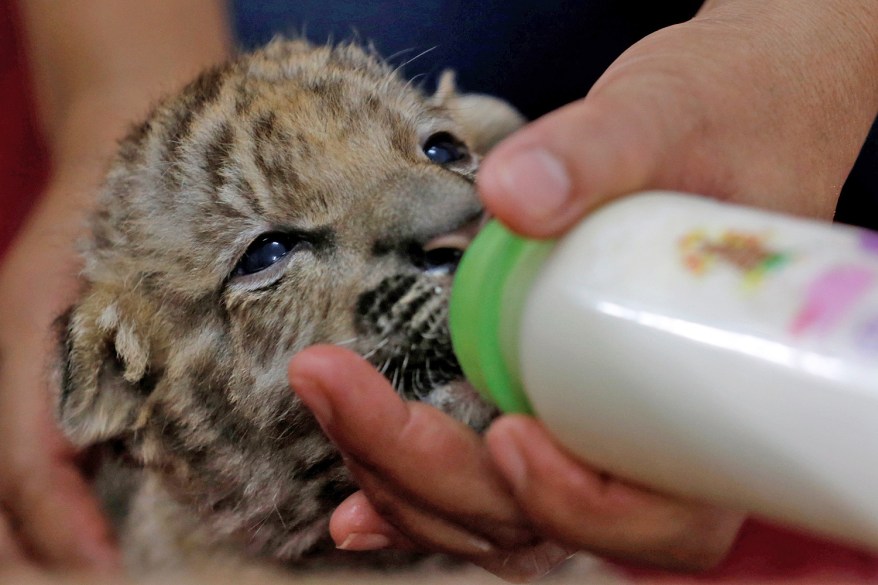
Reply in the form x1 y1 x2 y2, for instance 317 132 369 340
353 273 497 431
352 222 498 430
355 272 463 401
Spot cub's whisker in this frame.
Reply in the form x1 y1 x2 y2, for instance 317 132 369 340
362 337 390 360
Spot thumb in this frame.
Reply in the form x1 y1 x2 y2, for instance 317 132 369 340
477 89 678 239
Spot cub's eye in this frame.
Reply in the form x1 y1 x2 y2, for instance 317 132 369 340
233 232 300 277
422 247 463 275
423 132 469 165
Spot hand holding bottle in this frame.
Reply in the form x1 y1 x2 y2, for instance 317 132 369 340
290 346 742 579
295 0 878 579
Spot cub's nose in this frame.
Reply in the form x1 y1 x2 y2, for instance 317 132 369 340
418 212 489 275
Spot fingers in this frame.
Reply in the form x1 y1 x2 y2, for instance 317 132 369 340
477 94 664 239
5 461 120 572
291 346 744 576
330 489 519 560
0 505 28 565
290 346 576 581
0 353 120 572
477 2 876 239
289 345 532 548
0 467 120 572
331 492 575 583
475 29 727 240
329 491 412 552
486 415 745 572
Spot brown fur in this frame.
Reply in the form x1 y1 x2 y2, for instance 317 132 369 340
56 40 525 572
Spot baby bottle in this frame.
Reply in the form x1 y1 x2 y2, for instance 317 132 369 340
449 191 878 552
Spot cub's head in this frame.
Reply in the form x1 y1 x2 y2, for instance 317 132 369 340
56 40 524 560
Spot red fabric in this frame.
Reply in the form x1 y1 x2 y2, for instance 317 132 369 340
0 0 48 259
624 520 878 582
716 521 878 581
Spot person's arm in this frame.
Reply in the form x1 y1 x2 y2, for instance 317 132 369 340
293 0 878 580
0 0 230 570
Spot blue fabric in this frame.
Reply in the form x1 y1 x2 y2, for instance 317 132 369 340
230 0 878 230
230 0 702 120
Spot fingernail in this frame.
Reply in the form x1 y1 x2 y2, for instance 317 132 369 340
490 426 528 492
494 147 571 222
467 535 495 554
292 376 333 427
338 532 392 551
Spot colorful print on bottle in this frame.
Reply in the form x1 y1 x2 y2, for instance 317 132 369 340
679 229 789 287
790 266 874 337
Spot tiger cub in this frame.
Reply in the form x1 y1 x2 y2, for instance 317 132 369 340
56 39 524 570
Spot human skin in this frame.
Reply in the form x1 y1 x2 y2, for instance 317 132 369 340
0 0 230 571
291 0 878 581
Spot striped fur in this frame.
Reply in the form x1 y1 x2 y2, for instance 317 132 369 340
56 40 524 571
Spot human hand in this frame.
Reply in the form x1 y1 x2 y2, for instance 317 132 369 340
0 278 119 572
0 369 119 574
288 2 878 578
477 0 878 238
0 0 230 574
290 346 743 581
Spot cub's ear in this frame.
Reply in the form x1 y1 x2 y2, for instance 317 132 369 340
56 292 152 449
432 70 527 154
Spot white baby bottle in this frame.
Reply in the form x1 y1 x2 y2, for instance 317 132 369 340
449 191 878 552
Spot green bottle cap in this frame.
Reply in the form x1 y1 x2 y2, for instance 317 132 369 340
450 220 553 414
